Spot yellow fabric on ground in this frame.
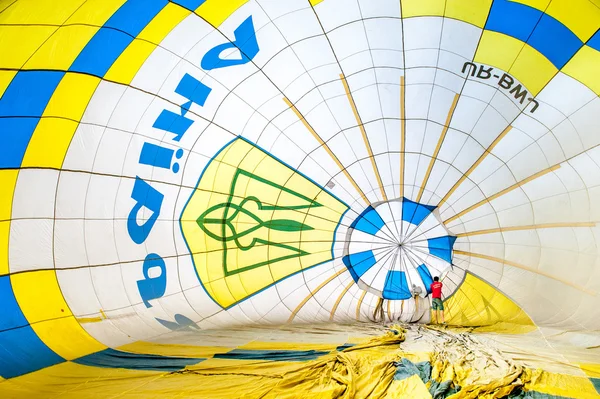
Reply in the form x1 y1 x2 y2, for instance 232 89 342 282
1 324 597 398
581 363 600 378
424 325 599 399
522 368 599 399
443 272 536 333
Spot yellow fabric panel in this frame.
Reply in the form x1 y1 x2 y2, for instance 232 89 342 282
22 73 99 168
509 43 557 95
21 118 80 168
0 0 84 24
0 170 15 273
563 46 600 95
104 40 156 84
0 221 9 276
444 272 536 330
223 268 270 302
204 277 236 307
11 270 73 324
309 0 324 5
509 0 551 10
426 345 600 399
11 271 105 364
31 317 106 361
445 0 493 28
580 363 600 378
41 73 100 120
196 0 249 27
104 2 190 84
195 357 273 368
117 341 232 358
0 169 18 220
522 368 600 399
387 375 431 398
181 138 348 308
546 0 600 41
178 328 407 399
24 25 99 70
0 1 11 12
65 0 126 25
475 31 556 96
474 31 523 72
0 361 162 398
0 70 16 98
239 341 340 351
0 26 57 69
401 0 445 18
138 2 190 44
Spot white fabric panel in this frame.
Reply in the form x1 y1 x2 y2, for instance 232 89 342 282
57 268 103 316
9 219 54 272
12 169 58 219
54 219 88 269
160 13 213 58
81 81 126 126
131 47 180 95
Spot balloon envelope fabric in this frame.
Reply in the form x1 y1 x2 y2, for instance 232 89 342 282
1 0 600 397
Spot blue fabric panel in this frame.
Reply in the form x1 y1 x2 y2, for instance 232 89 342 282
0 70 64 167
73 348 204 371
382 271 411 300
401 198 436 226
170 0 206 11
0 276 29 331
351 206 385 235
0 71 64 117
103 0 167 37
394 358 431 382
70 0 167 76
528 14 582 68
417 264 434 294
336 343 355 351
427 236 457 263
429 247 453 263
428 236 457 250
0 326 64 378
69 28 134 76
214 349 328 362
0 118 41 168
343 250 377 282
592 378 600 395
429 380 461 398
588 29 600 51
485 0 543 42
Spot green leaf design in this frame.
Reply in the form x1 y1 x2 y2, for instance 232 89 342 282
263 219 313 232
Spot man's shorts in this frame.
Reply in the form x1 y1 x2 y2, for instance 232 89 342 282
431 298 444 311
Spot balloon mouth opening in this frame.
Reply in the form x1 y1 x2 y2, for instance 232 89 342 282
342 199 455 301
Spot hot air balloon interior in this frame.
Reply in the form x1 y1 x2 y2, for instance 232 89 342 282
1 0 600 397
